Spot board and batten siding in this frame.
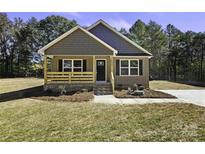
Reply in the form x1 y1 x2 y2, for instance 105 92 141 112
113 57 149 88
45 28 113 55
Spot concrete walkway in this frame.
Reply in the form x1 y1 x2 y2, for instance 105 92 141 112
94 90 205 107
160 90 205 107
94 95 185 105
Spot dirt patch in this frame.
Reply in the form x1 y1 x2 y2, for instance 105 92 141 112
114 89 176 98
31 91 94 102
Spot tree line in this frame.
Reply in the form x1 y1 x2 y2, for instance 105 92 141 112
0 13 77 77
120 19 205 82
0 13 204 82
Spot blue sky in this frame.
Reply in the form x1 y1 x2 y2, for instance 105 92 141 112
6 12 205 32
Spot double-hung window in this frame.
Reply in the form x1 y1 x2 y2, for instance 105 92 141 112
120 60 129 75
63 59 83 72
130 60 139 75
73 60 83 72
120 59 139 76
63 60 72 72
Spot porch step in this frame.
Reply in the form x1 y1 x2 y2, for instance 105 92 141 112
94 83 113 95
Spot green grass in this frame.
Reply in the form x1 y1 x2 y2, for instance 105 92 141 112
0 78 205 141
0 99 205 141
150 80 205 90
0 78 43 94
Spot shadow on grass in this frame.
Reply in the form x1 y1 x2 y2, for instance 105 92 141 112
0 86 90 102
175 81 205 87
0 86 46 102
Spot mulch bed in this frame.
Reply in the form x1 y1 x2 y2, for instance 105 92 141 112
114 89 176 98
31 91 94 102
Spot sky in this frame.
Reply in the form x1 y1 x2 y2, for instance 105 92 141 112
6 12 205 32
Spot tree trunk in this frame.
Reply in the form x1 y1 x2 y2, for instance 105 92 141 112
5 55 9 77
173 56 177 81
10 52 14 77
200 43 204 81
168 59 171 80
158 56 161 79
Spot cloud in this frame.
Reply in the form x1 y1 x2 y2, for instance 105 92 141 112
66 12 82 18
107 18 132 30
84 22 92 27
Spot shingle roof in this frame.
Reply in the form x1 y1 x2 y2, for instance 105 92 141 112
87 19 152 56
38 19 152 57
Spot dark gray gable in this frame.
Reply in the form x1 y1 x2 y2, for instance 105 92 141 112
45 28 114 55
89 23 150 56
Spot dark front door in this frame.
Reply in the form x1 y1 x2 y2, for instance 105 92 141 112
96 60 106 81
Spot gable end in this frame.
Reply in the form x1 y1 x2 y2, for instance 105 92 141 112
38 26 117 56
88 20 152 56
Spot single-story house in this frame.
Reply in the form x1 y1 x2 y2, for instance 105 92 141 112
38 19 152 94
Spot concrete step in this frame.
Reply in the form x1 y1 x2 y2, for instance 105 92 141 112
93 87 112 90
94 83 113 95
94 88 113 92
94 84 112 88
94 91 113 95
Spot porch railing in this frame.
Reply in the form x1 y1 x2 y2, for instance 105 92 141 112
45 72 95 83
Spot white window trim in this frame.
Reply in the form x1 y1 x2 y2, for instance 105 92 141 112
119 59 139 76
62 59 83 72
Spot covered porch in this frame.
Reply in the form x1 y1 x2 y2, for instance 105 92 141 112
44 55 115 92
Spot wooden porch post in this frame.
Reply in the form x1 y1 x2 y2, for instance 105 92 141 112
110 56 113 76
93 56 96 83
44 54 47 84
110 56 115 92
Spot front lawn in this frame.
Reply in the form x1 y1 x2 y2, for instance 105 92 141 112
0 99 205 141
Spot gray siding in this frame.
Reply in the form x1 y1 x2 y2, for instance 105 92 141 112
89 23 146 55
45 28 113 55
113 57 149 88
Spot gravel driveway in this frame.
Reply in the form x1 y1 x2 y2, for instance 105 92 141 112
160 90 205 107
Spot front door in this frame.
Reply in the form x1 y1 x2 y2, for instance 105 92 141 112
96 60 106 81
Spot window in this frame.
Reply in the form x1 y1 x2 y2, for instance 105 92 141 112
63 59 83 72
63 60 72 72
73 60 83 72
130 60 138 75
120 60 129 75
120 59 139 76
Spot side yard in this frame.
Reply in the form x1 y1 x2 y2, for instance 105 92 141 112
150 80 205 90
0 78 43 94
